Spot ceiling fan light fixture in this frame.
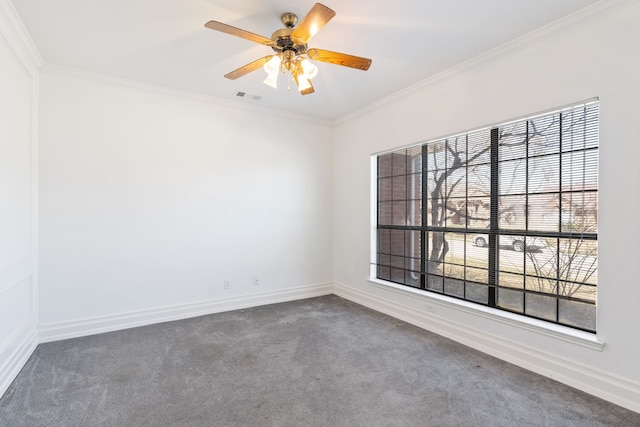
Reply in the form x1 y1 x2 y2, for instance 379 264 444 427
262 53 317 91
300 58 318 80
263 55 282 88
264 55 282 74
297 77 312 92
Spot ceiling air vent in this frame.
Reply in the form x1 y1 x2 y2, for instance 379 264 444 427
235 91 261 101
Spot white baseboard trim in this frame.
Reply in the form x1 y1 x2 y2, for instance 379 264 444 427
333 282 640 414
39 282 333 343
0 323 38 399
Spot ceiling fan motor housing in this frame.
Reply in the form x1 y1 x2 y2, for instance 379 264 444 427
271 27 307 55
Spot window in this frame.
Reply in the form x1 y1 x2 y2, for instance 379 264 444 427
375 100 599 332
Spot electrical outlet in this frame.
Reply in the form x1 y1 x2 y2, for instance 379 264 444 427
223 280 230 289
253 277 259 286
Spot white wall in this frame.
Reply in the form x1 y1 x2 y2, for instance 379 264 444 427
333 0 640 413
37 68 334 340
0 0 39 398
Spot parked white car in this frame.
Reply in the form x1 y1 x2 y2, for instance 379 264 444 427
473 234 547 252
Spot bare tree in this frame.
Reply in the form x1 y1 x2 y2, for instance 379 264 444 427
525 194 597 302
424 109 595 285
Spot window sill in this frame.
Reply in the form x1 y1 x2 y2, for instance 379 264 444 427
368 278 604 351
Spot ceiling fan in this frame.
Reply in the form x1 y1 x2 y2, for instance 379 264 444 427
204 3 372 95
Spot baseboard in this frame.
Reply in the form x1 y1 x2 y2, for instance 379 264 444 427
39 282 333 343
0 324 38 399
333 282 640 414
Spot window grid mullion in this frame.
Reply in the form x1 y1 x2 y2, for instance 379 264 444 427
421 144 428 290
489 128 499 308
556 113 563 323
523 120 530 315
375 102 598 333
464 134 469 300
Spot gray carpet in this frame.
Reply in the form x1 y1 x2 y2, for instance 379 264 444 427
1 295 639 426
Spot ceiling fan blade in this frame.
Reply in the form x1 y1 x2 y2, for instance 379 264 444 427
291 3 336 44
300 80 315 96
307 48 372 71
204 20 274 46
224 55 273 80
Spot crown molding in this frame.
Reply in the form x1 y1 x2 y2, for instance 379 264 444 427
41 63 333 127
0 0 43 72
336 0 639 126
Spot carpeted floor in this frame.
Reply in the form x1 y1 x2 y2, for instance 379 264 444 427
1 295 639 426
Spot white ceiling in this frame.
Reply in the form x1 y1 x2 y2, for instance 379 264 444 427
12 0 601 121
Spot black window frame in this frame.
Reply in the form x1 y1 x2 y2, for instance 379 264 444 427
375 100 599 333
